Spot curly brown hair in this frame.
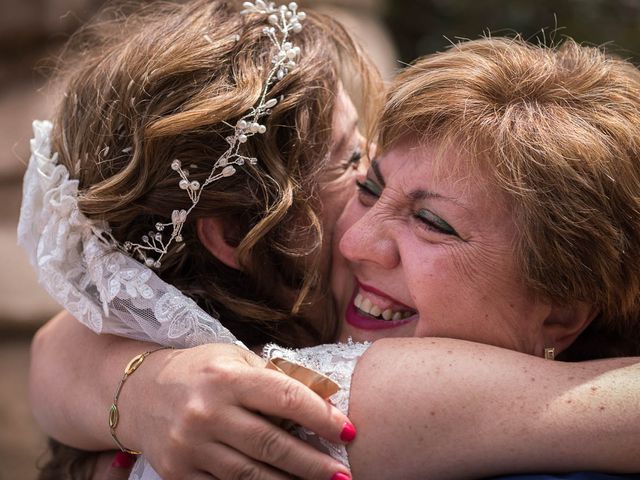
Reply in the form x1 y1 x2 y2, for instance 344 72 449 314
39 1 381 478
51 0 381 348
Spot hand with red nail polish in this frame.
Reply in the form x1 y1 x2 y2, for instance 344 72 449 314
29 315 356 480
340 421 357 443
118 342 354 480
331 472 352 480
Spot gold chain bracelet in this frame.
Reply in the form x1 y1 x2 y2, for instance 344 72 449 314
108 346 173 455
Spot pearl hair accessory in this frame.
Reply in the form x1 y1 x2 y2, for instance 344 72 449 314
122 0 306 268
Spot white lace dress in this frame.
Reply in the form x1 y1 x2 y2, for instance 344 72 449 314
129 342 370 480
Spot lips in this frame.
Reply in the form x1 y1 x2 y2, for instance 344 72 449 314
345 281 417 331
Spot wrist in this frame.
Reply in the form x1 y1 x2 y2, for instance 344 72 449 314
108 345 174 454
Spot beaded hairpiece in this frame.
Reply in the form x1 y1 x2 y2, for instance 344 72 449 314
122 1 306 268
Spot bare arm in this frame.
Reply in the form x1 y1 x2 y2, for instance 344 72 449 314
348 338 640 479
30 311 354 480
31 315 640 479
30 312 154 449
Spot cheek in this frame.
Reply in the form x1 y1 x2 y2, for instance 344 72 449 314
330 197 360 304
404 248 461 315
335 193 361 252
406 244 526 342
320 176 357 234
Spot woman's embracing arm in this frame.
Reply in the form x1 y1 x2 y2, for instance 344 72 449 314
30 311 156 450
29 311 354 480
348 338 640 479
30 316 640 479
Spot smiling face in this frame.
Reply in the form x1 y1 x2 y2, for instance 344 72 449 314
332 141 556 354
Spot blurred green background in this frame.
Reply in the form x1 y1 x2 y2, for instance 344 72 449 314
386 0 640 64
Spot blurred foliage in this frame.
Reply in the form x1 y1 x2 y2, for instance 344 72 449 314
384 0 640 65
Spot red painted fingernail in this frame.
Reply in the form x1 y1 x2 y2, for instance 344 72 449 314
340 421 357 442
331 473 352 480
111 451 136 469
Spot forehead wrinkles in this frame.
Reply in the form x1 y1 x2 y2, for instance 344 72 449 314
414 141 515 219
379 144 474 211
410 142 478 194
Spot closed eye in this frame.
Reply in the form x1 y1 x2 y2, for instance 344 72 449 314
414 208 458 236
356 177 381 207
343 149 363 170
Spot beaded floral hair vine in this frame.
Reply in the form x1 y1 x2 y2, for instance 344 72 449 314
122 1 306 268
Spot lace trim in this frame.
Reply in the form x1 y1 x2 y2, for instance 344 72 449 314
264 341 371 467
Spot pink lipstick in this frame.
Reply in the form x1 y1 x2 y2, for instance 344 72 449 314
344 281 416 331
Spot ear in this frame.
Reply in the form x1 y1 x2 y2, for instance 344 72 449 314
196 217 241 270
541 301 599 355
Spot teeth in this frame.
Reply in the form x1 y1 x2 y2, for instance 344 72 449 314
360 297 372 313
353 290 415 321
354 293 363 309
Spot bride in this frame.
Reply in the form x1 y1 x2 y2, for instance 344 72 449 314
24 1 640 479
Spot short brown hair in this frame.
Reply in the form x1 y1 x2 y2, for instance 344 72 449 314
380 37 640 359
52 0 381 348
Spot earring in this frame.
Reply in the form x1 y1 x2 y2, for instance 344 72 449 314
544 347 555 360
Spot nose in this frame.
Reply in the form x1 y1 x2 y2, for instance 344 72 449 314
339 205 400 270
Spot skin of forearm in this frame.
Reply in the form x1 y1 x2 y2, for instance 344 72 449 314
31 315 640 476
29 311 159 450
347 337 640 480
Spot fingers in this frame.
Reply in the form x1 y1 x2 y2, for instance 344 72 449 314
195 442 292 480
236 369 355 445
240 348 268 368
141 344 354 480
222 409 351 480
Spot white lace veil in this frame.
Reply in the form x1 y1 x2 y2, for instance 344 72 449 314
18 120 243 349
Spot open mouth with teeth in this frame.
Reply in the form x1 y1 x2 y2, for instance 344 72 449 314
345 282 418 331
354 293 415 321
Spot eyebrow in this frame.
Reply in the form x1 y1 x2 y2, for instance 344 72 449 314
408 189 470 211
409 190 447 202
373 158 470 211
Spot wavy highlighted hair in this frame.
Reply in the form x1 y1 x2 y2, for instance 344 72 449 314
380 37 640 359
51 0 381 348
